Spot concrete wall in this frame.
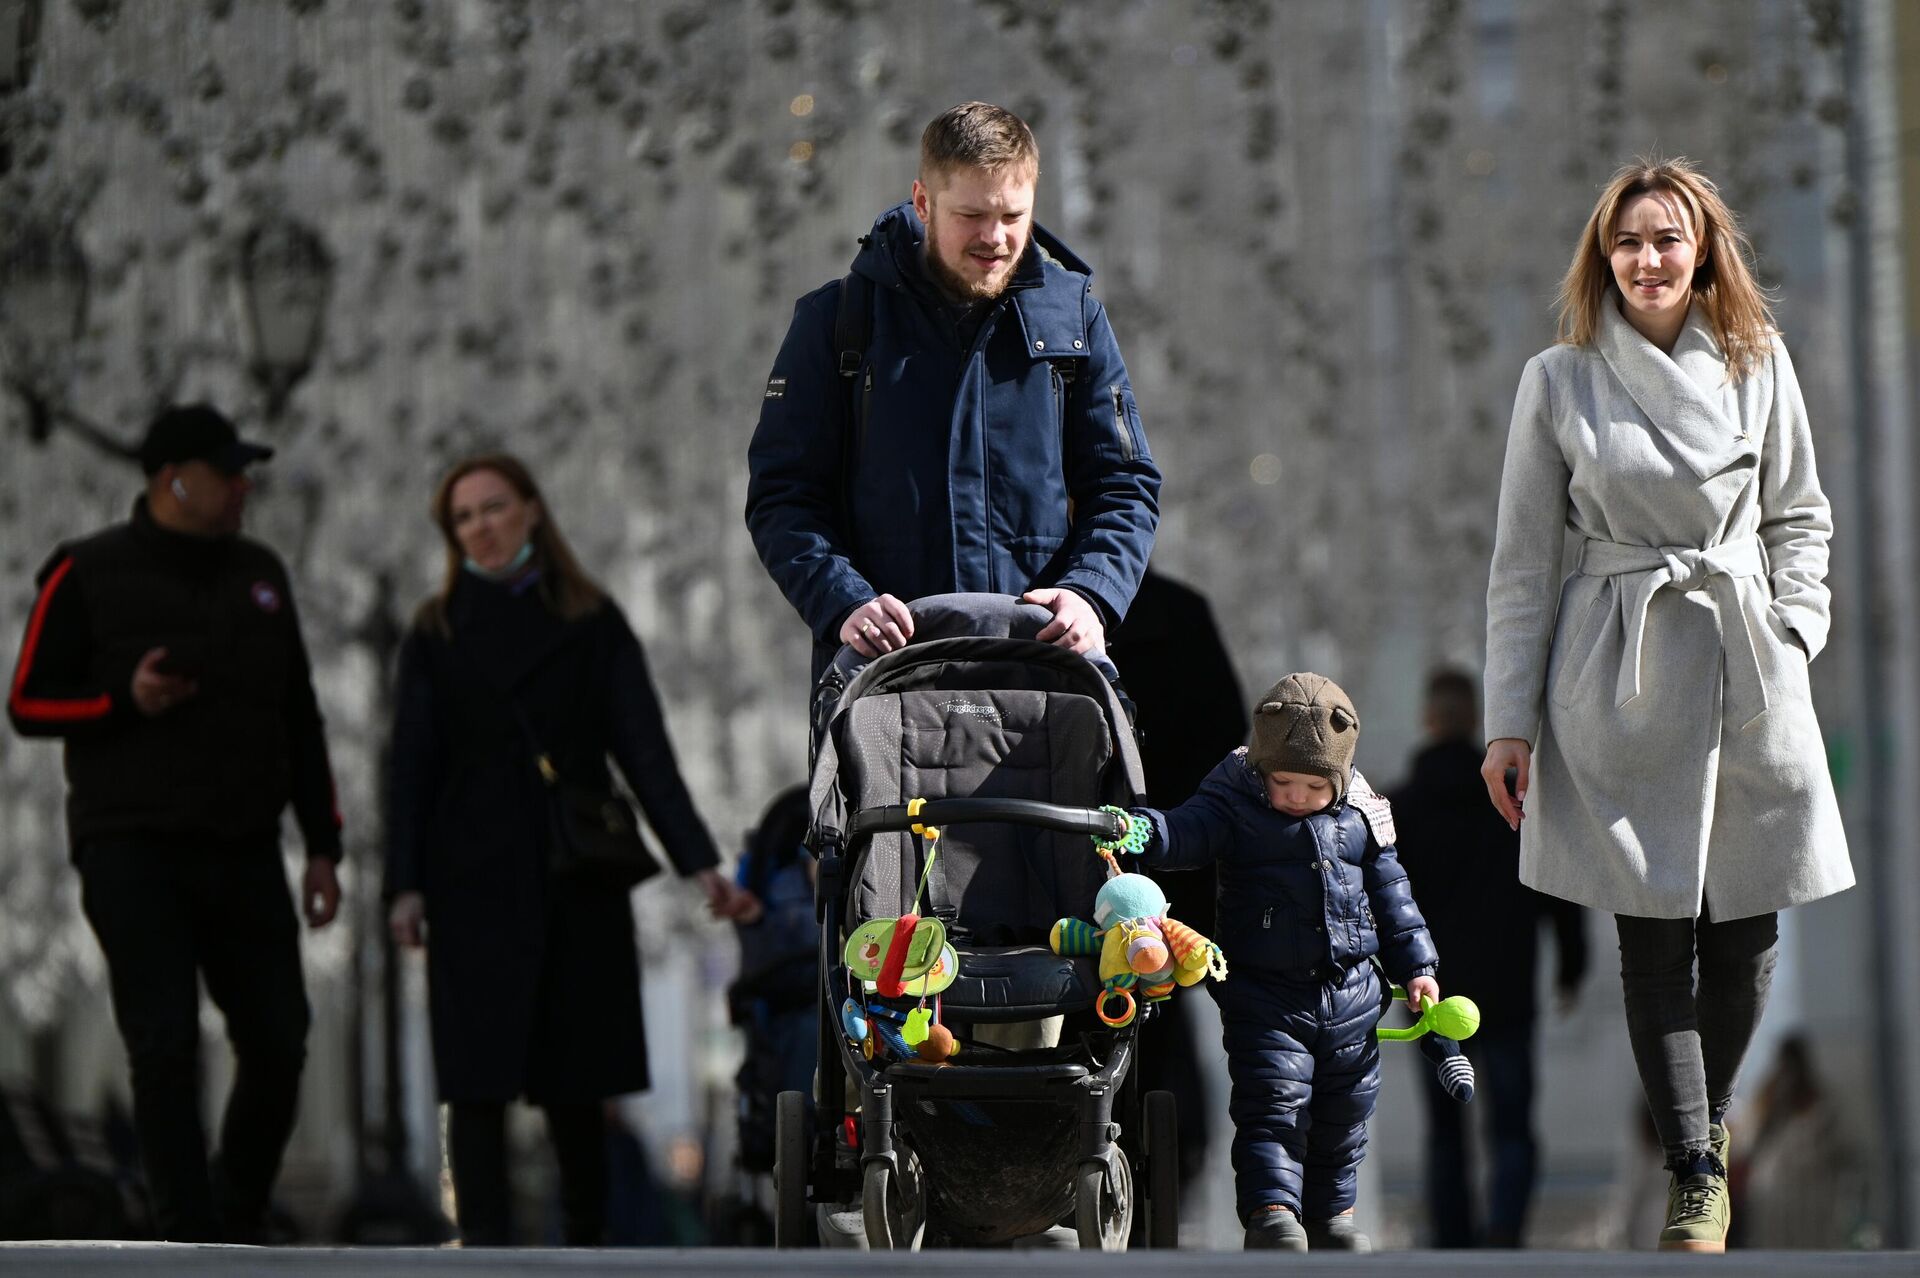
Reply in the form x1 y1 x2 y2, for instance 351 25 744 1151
0 0 1909 1246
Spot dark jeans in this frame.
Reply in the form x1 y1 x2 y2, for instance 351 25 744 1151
76 836 310 1242
1422 1026 1536 1247
447 1099 608 1246
1615 909 1778 1166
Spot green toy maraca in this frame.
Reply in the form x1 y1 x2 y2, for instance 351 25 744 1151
1376 985 1482 1042
1380 985 1481 1103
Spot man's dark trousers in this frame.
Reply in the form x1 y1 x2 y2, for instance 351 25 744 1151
77 835 309 1242
1421 1025 1536 1247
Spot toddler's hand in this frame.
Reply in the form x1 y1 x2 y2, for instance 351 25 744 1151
1406 975 1440 1017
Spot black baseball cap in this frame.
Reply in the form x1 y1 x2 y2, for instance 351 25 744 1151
138 404 274 476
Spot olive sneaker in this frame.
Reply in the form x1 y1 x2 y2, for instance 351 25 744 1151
1658 1157 1730 1253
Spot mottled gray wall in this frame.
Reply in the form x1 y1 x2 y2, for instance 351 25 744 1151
0 0 1897 1236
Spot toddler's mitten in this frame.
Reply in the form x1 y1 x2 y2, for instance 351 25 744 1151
1421 1033 1475 1103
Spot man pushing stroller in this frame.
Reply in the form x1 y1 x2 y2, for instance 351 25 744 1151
1132 674 1444 1251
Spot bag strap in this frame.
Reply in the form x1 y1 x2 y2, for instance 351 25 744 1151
834 265 873 386
833 267 874 532
444 638 561 787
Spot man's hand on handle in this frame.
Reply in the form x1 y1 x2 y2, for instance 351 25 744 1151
1405 974 1441 1018
1023 587 1105 655
839 595 915 658
1481 738 1531 832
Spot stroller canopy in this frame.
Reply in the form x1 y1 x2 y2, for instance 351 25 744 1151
809 594 1147 948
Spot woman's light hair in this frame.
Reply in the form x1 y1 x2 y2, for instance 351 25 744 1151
1555 156 1777 380
417 452 605 637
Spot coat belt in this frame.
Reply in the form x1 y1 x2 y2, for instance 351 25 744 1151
1576 536 1770 729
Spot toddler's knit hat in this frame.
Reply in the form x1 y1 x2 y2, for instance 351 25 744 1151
1247 673 1360 801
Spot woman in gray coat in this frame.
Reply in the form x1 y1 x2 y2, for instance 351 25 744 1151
1480 158 1852 1253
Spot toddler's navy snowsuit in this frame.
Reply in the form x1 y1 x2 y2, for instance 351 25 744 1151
1137 748 1437 1222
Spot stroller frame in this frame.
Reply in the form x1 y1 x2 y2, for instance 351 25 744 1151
774 599 1179 1251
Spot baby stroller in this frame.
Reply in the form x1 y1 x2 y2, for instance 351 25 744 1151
775 594 1179 1251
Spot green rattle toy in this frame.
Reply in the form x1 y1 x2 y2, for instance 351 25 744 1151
1376 985 1482 1042
1379 985 1482 1103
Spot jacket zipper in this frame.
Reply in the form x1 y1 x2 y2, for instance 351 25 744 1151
1262 907 1273 930
1110 385 1135 461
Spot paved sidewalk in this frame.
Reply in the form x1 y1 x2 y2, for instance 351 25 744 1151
1 1244 1916 1277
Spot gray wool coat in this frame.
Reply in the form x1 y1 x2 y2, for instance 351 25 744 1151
1484 302 1853 920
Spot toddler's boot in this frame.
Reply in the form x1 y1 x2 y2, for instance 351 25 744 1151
1244 1204 1308 1251
1306 1210 1372 1251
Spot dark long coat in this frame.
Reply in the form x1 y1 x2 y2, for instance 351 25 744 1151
385 571 718 1103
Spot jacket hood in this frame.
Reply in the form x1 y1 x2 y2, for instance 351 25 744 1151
851 200 1093 293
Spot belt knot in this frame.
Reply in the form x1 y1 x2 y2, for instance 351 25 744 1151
1663 548 1712 591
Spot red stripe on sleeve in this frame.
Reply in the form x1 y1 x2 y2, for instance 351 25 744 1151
8 557 114 723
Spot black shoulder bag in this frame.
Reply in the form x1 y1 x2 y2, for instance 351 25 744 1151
522 716 663 890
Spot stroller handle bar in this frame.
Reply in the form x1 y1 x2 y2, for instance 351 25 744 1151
847 798 1128 842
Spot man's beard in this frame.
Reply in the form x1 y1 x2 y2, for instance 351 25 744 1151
924 223 1017 303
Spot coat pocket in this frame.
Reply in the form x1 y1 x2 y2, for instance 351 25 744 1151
1550 581 1614 709
1758 600 1813 703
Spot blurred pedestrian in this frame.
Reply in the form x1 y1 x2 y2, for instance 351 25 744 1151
746 101 1160 683
1392 667 1587 1247
1481 158 1852 1252
7 404 342 1242
726 785 818 1179
384 452 753 1246
1735 1034 1870 1248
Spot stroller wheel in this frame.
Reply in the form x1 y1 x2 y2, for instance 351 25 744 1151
862 1153 926 1251
774 1091 810 1248
1075 1151 1134 1252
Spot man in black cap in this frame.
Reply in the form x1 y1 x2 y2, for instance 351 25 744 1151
7 404 342 1242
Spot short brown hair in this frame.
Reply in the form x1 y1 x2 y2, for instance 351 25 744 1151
1424 667 1479 741
919 102 1039 184
1556 156 1777 381
416 452 605 637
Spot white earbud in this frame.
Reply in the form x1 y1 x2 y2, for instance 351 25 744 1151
171 477 188 500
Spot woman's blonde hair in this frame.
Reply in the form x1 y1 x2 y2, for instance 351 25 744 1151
417 452 605 637
1555 156 1776 380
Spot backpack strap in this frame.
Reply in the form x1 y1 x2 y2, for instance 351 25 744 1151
833 266 875 535
833 266 873 391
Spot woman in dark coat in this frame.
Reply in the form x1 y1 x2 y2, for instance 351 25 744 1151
385 452 750 1246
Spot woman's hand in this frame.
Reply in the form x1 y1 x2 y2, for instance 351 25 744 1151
697 868 760 922
1481 737 1532 832
389 891 426 948
1406 975 1441 1018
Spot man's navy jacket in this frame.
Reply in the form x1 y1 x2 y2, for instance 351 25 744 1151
746 202 1161 666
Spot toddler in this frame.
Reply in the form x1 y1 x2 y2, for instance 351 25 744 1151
1134 673 1440 1251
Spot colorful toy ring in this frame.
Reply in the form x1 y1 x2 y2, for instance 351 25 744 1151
1095 986 1137 1027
